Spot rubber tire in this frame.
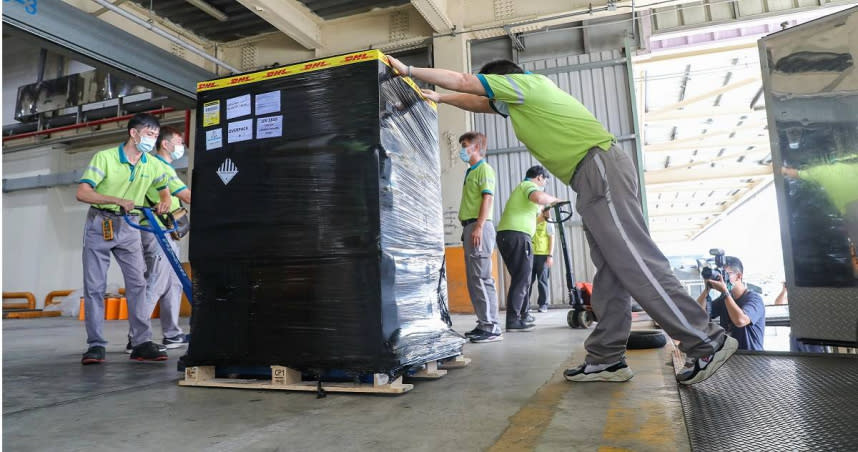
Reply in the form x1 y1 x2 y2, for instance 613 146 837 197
627 330 667 349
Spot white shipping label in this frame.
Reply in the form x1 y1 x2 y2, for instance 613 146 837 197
205 128 222 151
226 94 251 119
256 115 283 139
227 119 253 143
255 91 281 115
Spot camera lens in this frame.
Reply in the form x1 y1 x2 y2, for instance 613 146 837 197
701 267 721 281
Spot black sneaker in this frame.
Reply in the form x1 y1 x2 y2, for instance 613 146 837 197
463 327 483 338
564 359 633 382
177 354 189 372
81 346 106 365
130 341 169 362
126 341 166 354
470 330 503 343
163 334 189 349
676 336 738 385
506 320 535 332
537 305 549 313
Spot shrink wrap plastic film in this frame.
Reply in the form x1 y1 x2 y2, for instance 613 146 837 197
187 51 465 376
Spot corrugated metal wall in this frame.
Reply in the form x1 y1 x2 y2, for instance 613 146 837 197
474 49 639 308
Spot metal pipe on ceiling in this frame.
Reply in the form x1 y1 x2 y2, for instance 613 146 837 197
90 0 239 73
3 107 176 143
185 0 229 22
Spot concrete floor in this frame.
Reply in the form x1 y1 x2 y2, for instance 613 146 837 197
3 311 690 451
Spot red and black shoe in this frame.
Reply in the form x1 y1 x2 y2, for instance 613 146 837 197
129 341 168 362
81 346 106 365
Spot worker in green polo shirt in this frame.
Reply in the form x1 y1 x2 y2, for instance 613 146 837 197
76 113 172 365
387 56 733 385
457 131 504 344
127 125 192 355
496 165 561 332
530 208 555 313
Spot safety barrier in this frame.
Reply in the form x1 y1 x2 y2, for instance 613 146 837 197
3 292 36 310
44 290 74 308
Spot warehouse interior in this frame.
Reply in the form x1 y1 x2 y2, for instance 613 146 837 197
3 0 858 450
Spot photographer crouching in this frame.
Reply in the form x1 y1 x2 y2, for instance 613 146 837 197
696 255 765 351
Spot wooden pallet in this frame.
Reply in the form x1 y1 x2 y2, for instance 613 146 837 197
409 354 472 379
439 355 471 369
180 365 413 394
179 355 471 394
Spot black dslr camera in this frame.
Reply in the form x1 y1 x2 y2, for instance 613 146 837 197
700 248 727 282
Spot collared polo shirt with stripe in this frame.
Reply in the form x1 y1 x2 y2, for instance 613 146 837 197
458 159 496 222
476 73 615 183
497 179 541 236
141 154 188 227
79 143 168 213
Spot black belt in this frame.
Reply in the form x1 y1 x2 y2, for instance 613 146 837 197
461 219 490 227
90 206 137 217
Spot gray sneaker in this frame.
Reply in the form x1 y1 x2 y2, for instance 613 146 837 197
537 305 549 313
676 336 738 385
564 359 634 382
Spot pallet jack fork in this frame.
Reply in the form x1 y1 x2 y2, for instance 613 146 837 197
546 201 595 329
122 206 193 303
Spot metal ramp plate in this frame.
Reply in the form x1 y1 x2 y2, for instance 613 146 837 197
679 352 858 451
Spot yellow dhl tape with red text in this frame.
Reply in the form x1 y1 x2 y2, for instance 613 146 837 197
196 49 435 109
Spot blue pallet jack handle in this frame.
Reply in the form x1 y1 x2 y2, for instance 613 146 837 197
122 206 192 303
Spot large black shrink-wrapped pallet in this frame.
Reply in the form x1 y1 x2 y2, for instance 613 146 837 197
187 50 465 375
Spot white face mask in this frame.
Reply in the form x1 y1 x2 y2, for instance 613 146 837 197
171 144 185 160
137 135 156 153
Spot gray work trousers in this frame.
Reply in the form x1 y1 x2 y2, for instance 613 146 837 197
141 231 184 339
82 208 153 348
571 145 725 363
463 221 501 334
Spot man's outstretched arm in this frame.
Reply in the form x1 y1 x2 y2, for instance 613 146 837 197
421 89 495 114
388 56 486 96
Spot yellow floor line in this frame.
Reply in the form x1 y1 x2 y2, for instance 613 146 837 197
487 361 574 452
488 349 682 451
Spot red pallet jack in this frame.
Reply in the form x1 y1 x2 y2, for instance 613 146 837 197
545 201 596 329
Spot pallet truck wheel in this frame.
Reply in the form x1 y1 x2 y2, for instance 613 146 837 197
577 311 594 328
567 310 579 328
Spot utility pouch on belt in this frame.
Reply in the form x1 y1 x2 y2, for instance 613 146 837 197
102 218 114 241
163 207 190 241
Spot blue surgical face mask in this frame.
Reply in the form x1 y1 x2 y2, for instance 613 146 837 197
138 135 156 153
171 144 185 160
459 146 470 163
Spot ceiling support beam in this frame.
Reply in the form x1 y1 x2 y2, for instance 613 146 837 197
649 77 759 115
646 106 765 122
644 165 772 184
645 139 771 152
237 0 322 49
411 0 453 33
